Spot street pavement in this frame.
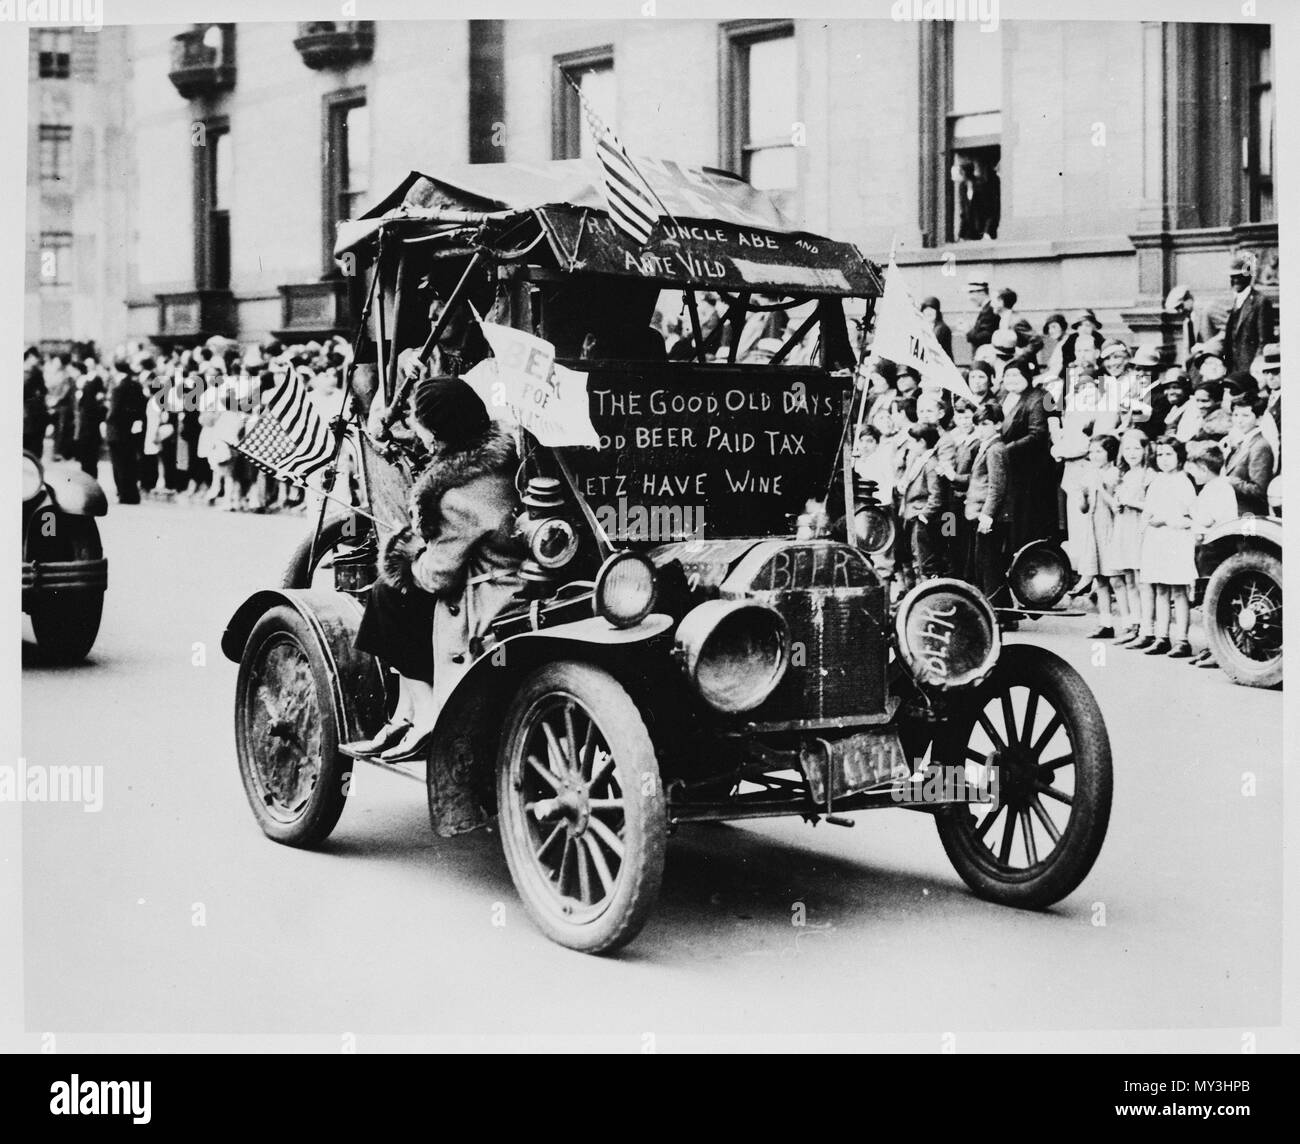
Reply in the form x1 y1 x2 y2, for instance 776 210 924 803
15 466 1283 1047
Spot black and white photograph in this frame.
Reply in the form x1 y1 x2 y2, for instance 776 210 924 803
3 0 1296 1079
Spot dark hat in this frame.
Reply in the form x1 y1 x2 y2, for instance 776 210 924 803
1189 339 1225 366
1071 309 1103 329
1223 371 1258 398
412 376 490 448
919 295 942 312
1041 312 1068 336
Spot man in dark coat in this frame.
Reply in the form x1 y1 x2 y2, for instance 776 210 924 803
23 352 49 457
1223 251 1274 374
105 367 147 503
72 368 105 478
965 277 999 354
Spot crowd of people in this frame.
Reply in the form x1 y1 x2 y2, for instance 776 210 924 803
853 249 1281 664
22 336 354 512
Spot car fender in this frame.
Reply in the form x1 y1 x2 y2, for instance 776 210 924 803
1201 514 1282 553
44 468 108 517
222 588 387 744
425 613 676 824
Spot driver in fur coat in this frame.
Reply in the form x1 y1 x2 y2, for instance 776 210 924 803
349 374 525 762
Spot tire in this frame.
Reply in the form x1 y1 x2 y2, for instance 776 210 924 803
282 513 371 590
932 644 1112 910
235 605 351 847
1203 549 1282 689
497 661 667 954
29 517 104 664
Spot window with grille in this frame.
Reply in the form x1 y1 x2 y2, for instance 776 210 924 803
721 22 797 218
37 30 71 78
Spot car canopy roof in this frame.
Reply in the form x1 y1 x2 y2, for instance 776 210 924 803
334 158 882 298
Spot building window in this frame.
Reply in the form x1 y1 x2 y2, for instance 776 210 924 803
947 21 1002 241
721 22 797 215
39 124 72 182
323 88 368 273
39 231 72 286
552 47 614 160
918 22 1003 246
1245 25 1273 223
37 30 72 79
194 119 231 290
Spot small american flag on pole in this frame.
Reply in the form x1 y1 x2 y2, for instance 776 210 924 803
232 365 334 480
573 81 662 245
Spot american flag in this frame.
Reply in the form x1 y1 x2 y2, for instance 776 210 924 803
576 88 662 245
231 365 333 481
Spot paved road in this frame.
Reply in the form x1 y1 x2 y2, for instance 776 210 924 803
14 472 1283 1047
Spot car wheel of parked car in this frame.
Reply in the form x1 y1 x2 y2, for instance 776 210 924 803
933 644 1112 910
235 605 351 847
28 517 104 665
497 660 667 954
1203 549 1282 689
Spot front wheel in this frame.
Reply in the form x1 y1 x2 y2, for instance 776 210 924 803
497 661 666 954
932 644 1112 910
235 605 351 847
1203 549 1282 689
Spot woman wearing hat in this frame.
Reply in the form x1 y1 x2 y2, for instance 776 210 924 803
919 296 953 360
1051 310 1106 379
349 376 524 762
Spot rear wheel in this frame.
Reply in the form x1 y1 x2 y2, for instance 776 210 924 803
932 644 1112 910
28 517 104 664
235 605 350 847
497 661 666 954
1203 549 1282 688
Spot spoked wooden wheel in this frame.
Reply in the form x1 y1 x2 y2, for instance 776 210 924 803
235 606 350 847
497 661 666 954
933 644 1112 909
1204 550 1282 688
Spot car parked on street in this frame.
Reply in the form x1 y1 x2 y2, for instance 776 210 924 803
22 451 109 663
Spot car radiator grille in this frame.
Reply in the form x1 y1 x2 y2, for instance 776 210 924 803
741 587 889 727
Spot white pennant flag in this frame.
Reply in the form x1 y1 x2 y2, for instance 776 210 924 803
868 255 975 402
463 320 601 448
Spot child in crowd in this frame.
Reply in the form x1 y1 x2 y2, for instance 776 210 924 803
963 402 1009 599
1138 436 1198 657
1109 429 1154 647
1077 434 1125 638
897 422 945 581
1184 441 1239 668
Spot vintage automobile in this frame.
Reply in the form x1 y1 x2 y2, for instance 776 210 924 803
1193 478 1282 689
22 451 109 663
222 159 1112 954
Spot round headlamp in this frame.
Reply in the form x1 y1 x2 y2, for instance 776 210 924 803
1006 540 1073 610
675 600 790 713
853 505 896 555
895 578 1000 690
22 453 44 504
526 516 579 569
593 551 657 629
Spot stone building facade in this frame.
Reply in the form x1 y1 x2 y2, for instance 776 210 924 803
34 17 1279 358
